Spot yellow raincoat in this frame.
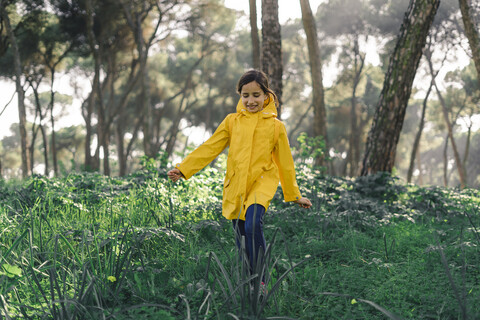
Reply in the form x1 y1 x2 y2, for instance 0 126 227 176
175 97 302 220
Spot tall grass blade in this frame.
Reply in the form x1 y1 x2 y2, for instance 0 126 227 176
210 252 239 306
464 207 480 247
178 294 191 320
258 258 308 315
0 294 13 320
436 239 468 320
0 229 28 264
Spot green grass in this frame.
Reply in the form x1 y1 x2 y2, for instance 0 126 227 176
0 163 479 319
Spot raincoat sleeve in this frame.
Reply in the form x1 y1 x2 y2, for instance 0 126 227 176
272 122 302 202
175 114 232 180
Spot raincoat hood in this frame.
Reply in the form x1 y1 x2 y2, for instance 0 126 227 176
235 94 278 118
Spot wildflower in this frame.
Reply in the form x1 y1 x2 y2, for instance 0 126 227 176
107 276 117 282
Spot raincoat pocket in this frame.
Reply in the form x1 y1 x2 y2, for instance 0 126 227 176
224 170 235 188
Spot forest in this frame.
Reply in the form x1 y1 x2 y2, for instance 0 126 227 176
1 0 480 319
0 0 478 187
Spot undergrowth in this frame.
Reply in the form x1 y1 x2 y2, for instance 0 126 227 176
0 157 479 319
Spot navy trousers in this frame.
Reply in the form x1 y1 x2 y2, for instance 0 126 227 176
232 204 267 278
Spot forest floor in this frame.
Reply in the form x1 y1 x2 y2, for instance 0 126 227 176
1 162 479 319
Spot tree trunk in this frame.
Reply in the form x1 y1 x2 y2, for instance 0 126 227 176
415 143 423 185
40 124 49 176
28 78 50 175
434 81 466 188
299 0 329 168
249 0 261 69
84 0 101 172
459 0 480 87
83 90 95 171
120 0 159 159
443 133 449 187
49 74 58 176
116 121 127 176
463 120 472 186
29 125 38 174
348 36 365 176
1 3 30 177
261 0 283 118
361 0 440 176
140 67 154 158
407 79 432 183
165 97 198 159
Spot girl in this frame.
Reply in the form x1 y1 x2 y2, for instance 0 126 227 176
167 69 312 285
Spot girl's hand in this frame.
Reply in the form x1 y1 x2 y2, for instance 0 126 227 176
295 197 312 209
167 168 184 182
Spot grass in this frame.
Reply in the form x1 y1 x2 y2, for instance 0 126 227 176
0 161 479 319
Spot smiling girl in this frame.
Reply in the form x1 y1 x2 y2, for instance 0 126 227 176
167 69 311 289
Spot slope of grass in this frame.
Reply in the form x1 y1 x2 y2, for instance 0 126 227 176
0 162 479 319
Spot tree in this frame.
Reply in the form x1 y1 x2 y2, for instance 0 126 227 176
458 0 480 87
161 1 237 160
261 0 283 117
84 0 136 175
120 0 178 160
402 0 461 184
41 17 75 177
26 76 49 175
316 0 377 175
249 0 261 69
299 0 328 168
406 79 432 183
429 56 478 188
0 1 30 177
361 0 440 176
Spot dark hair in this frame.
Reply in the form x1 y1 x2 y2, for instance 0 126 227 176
237 69 278 106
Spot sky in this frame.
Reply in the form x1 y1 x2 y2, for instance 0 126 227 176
224 0 326 24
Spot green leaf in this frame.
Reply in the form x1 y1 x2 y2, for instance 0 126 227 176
1 264 22 278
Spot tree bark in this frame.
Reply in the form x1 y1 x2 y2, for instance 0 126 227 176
1 3 30 177
249 0 261 69
261 0 283 118
459 0 480 87
299 0 329 168
361 0 440 176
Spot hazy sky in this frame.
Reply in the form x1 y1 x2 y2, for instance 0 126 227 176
224 0 326 24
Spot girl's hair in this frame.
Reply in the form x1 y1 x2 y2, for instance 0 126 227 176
237 69 278 106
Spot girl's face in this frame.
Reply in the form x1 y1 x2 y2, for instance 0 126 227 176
240 81 268 113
